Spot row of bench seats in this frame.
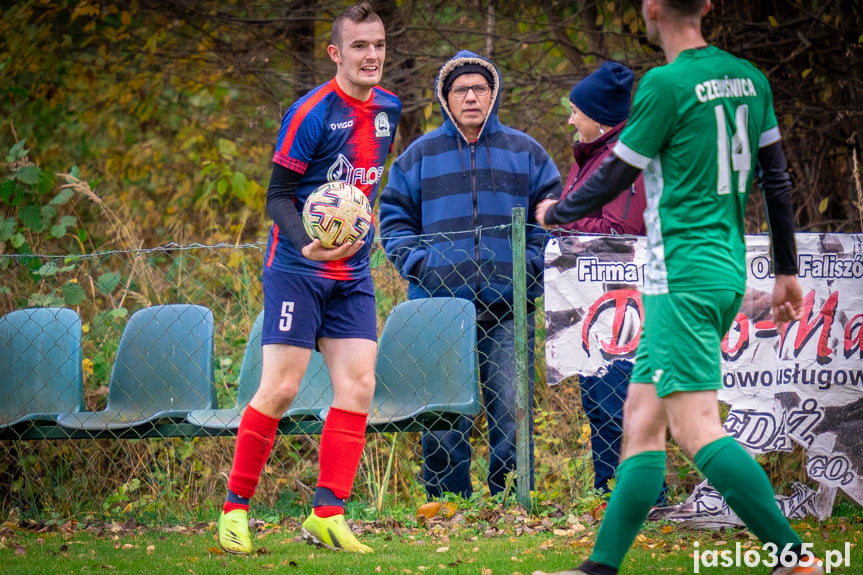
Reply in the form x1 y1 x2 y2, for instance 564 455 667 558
0 298 481 440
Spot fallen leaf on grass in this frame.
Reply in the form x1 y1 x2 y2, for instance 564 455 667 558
416 502 458 520
208 547 224 555
417 502 441 519
14 545 25 556
59 519 77 534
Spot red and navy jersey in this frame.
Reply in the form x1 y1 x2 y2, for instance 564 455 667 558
265 78 401 279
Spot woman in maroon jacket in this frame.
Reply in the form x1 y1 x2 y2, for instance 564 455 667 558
554 61 665 504
556 61 646 236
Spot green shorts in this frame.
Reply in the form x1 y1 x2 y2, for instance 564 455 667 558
631 290 743 397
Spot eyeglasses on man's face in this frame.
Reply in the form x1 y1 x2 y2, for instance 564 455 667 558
450 83 491 99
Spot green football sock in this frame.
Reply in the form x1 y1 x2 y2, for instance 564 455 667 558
694 436 801 548
590 450 666 569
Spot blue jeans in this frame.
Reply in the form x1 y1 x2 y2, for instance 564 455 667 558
581 360 668 504
579 360 629 493
421 315 535 498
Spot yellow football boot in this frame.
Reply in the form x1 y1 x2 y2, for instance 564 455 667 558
217 509 252 555
300 511 373 554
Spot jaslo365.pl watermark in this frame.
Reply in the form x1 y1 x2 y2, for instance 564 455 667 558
693 541 852 573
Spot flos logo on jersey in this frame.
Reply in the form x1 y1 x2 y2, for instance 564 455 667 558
327 154 384 188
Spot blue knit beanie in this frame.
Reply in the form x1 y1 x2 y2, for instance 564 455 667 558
443 63 495 98
568 61 635 126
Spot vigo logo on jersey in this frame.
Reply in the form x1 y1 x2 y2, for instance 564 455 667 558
327 154 384 186
329 120 354 131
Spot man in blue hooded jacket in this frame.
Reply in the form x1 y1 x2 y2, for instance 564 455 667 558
379 50 562 499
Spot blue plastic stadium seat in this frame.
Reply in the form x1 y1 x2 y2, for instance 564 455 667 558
0 308 84 429
57 304 217 430
368 297 480 427
185 310 333 430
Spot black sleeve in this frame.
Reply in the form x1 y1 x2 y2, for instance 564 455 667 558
544 154 641 226
757 141 798 275
266 163 313 251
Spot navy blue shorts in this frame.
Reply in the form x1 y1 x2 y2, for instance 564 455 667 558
261 267 377 348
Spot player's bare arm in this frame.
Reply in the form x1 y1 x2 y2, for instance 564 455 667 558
535 198 558 228
771 273 804 328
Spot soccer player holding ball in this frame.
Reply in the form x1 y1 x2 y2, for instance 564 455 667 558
217 3 400 555
535 1 820 574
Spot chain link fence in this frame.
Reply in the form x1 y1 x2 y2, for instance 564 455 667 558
0 229 691 522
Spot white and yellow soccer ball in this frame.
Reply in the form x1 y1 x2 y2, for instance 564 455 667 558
301 181 373 248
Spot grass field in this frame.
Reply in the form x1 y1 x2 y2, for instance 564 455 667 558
2 506 860 574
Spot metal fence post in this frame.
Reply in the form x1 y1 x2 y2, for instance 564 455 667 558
511 207 531 510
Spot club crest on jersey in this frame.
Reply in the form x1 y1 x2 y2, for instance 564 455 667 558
375 112 391 138
327 154 384 186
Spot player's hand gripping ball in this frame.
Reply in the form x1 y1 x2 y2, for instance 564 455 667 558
302 182 373 249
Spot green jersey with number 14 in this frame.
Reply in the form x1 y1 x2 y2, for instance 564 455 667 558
613 45 780 295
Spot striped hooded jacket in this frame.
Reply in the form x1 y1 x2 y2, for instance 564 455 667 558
379 50 562 317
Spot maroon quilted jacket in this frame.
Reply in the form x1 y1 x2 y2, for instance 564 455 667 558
554 121 646 235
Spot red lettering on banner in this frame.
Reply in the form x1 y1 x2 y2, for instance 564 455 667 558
845 313 863 359
721 312 750 361
582 289 642 360
792 290 839 364
753 319 779 338
579 286 857 364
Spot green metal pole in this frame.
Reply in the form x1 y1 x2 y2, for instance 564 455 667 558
511 207 531 510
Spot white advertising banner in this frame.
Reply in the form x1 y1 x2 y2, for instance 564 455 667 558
544 233 863 516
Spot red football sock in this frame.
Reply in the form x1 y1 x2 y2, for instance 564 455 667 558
226 404 280 500
316 407 367 502
223 501 249 514
313 505 345 518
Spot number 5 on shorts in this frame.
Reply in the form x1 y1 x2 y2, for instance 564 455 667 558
279 301 295 332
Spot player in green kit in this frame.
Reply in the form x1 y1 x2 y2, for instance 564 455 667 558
534 1 822 574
